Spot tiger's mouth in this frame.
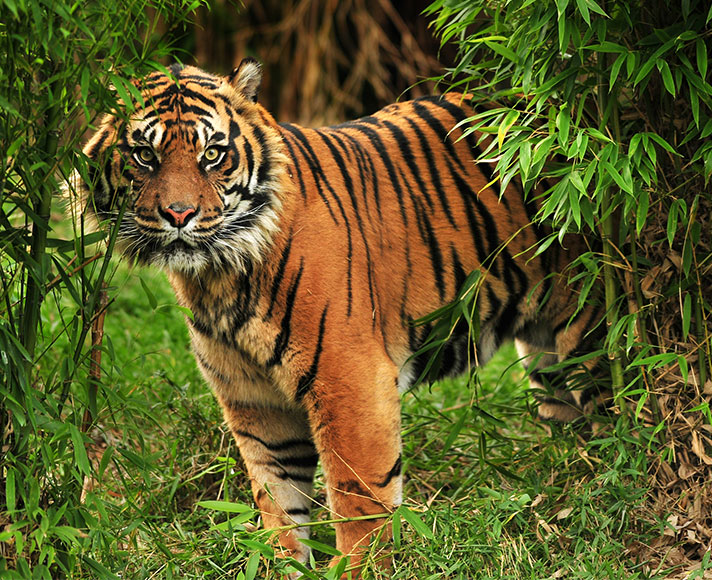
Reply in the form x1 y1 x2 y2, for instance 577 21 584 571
165 238 195 251
133 236 212 275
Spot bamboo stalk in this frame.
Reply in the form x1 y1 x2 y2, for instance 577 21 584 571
630 223 663 432
20 71 61 374
599 49 627 419
601 199 626 413
81 282 108 433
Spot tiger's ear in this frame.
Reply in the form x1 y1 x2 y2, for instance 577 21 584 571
228 58 262 103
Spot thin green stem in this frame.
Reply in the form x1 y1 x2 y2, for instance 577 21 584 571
694 292 708 389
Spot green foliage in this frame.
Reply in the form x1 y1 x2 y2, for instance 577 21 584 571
426 0 712 422
0 1 206 575
62 311 654 578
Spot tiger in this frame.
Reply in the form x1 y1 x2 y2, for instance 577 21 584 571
68 59 603 577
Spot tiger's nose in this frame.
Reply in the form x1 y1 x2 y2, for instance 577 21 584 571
160 203 198 228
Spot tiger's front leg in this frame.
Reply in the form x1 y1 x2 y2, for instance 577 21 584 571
217 397 318 563
302 359 403 576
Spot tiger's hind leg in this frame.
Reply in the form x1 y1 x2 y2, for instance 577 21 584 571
516 336 587 422
217 398 318 563
516 312 606 422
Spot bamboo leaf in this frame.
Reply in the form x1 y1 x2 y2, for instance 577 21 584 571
555 0 569 18
601 161 633 194
139 276 158 310
393 510 401 548
485 40 518 63
299 538 342 557
243 552 259 580
519 140 532 181
197 500 254 514
696 37 708 80
667 201 679 246
636 190 649 235
634 56 658 85
682 233 693 275
398 506 434 539
701 118 712 139
555 106 570 147
682 292 692 340
5 468 15 512
239 540 275 559
584 0 607 16
658 60 676 96
647 132 678 155
678 355 689 384
575 0 591 24
558 13 570 53
108 73 134 111
498 109 520 149
69 424 91 477
587 41 625 53
609 52 626 88
568 186 581 228
441 408 469 455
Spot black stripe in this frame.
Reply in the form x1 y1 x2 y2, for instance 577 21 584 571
411 100 466 172
283 125 355 314
277 471 314 484
376 454 402 488
267 259 304 367
401 115 458 229
242 133 255 179
177 102 213 117
344 120 410 229
280 134 308 200
330 131 381 274
194 351 230 384
319 129 378 316
276 454 319 468
381 118 438 215
408 185 446 300
235 430 313 452
295 305 328 402
229 118 241 142
253 125 271 186
330 130 372 218
419 96 483 161
447 165 501 278
280 124 339 222
176 86 218 109
484 284 502 333
338 131 383 220
266 236 292 319
450 245 468 293
86 131 111 160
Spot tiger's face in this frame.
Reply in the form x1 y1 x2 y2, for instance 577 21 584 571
70 60 287 276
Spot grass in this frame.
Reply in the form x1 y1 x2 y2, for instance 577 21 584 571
45 262 668 579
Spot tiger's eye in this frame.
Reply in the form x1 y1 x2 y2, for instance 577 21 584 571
204 146 220 162
136 147 155 163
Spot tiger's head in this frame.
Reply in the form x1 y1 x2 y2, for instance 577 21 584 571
68 59 288 276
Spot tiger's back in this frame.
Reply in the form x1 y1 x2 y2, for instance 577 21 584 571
72 60 601 577
275 95 593 392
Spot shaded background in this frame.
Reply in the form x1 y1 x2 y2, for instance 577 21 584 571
151 0 453 125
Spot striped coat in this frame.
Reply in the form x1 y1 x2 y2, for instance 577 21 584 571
71 59 601 577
